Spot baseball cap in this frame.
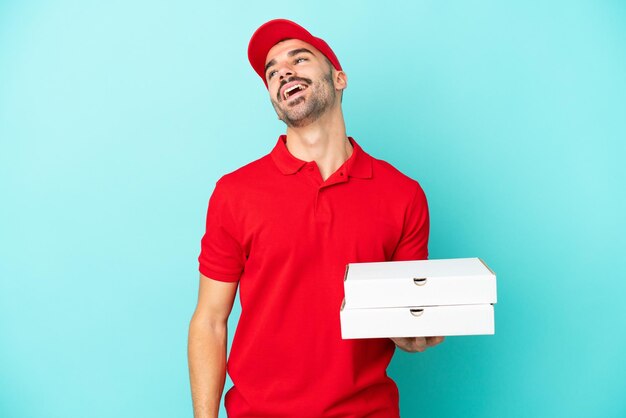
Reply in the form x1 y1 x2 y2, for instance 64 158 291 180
248 19 343 88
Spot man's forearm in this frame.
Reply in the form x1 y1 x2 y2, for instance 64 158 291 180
188 319 227 418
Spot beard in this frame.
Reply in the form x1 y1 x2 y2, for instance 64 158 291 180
270 70 336 128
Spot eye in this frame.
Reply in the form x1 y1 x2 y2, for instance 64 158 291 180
267 69 277 80
295 57 307 64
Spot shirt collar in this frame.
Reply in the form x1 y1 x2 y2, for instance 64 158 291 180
270 135 373 179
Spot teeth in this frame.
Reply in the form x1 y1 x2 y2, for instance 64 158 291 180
284 84 305 100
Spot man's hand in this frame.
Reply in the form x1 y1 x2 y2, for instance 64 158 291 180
390 336 445 353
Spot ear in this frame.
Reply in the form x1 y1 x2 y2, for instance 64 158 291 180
334 70 348 92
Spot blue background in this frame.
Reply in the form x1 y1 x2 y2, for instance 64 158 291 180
1 1 625 417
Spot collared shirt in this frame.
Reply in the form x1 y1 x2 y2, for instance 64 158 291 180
199 135 429 418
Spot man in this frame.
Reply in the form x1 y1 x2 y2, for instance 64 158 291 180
188 19 444 418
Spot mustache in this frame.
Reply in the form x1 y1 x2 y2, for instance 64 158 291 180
278 76 313 101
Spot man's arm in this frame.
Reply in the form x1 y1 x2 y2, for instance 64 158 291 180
389 184 445 353
188 274 238 418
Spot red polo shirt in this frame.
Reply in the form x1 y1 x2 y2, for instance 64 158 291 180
199 136 429 418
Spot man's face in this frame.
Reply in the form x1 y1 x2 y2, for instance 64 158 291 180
264 39 339 128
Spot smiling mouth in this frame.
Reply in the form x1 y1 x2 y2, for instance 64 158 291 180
283 84 308 100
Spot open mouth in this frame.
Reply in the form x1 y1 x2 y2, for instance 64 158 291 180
283 84 308 100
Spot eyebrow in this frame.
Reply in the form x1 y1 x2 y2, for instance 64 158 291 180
264 48 314 74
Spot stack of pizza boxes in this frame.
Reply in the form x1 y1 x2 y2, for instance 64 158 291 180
340 258 497 339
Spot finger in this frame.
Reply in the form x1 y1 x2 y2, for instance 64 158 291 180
433 336 444 345
426 336 445 346
412 337 427 352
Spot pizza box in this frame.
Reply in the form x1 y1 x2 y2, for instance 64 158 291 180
340 257 497 339
343 258 496 309
340 302 494 339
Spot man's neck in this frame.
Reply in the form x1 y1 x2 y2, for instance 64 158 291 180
285 107 353 181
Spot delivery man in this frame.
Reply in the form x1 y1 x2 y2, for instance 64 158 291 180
188 19 444 418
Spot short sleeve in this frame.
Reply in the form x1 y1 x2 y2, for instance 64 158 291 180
198 179 246 282
391 182 430 261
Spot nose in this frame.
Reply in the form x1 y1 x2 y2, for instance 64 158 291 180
277 64 294 81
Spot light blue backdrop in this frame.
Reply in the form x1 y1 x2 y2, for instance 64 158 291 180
1 1 624 417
